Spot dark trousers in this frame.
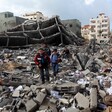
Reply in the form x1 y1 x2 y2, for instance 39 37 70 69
40 67 49 83
52 63 58 76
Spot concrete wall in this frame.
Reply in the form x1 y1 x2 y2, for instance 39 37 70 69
62 19 81 37
0 12 26 32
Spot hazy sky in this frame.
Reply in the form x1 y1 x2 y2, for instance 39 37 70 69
0 0 112 28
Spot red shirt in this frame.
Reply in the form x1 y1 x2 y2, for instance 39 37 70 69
34 53 50 68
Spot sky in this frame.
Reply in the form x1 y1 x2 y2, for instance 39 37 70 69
0 0 112 29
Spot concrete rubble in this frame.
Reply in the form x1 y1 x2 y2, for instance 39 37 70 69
0 41 112 112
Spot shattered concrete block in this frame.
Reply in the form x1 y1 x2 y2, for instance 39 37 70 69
82 69 90 75
95 58 106 67
66 107 80 112
12 90 20 97
24 86 30 92
36 89 40 94
28 91 33 97
75 92 89 109
41 88 46 93
59 98 69 105
35 92 46 105
99 90 106 98
91 79 99 89
25 99 37 112
30 85 37 93
50 98 57 104
90 87 97 108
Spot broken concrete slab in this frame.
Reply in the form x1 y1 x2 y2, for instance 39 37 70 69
30 85 37 93
66 107 80 112
12 90 20 97
90 87 97 109
35 92 46 105
25 99 37 112
59 98 69 105
82 69 90 75
99 90 106 98
75 92 89 109
23 86 30 92
49 98 57 104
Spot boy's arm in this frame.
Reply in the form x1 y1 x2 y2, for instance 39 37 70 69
34 55 39 65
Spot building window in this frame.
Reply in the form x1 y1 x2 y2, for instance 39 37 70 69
102 25 107 27
5 13 13 18
91 21 96 23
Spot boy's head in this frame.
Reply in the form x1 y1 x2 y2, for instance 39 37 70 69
53 49 57 54
38 48 44 54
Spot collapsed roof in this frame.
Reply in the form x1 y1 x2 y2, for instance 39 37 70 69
0 16 84 46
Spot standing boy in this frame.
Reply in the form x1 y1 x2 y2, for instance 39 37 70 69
50 49 60 78
34 48 50 84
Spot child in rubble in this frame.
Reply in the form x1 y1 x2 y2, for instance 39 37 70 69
50 49 61 79
34 48 50 84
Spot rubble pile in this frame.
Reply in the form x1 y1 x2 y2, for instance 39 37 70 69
0 44 112 112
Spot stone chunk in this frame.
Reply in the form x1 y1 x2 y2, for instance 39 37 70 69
12 90 20 97
59 98 69 105
30 85 37 93
25 99 37 112
75 92 89 109
66 107 80 112
90 87 97 108
35 92 46 105
24 86 30 92
82 69 90 75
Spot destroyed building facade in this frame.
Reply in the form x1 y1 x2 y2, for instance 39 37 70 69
0 16 84 47
62 19 82 37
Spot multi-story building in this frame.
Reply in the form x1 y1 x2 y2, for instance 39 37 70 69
0 11 26 32
23 11 48 22
90 13 110 43
81 25 91 40
62 19 82 37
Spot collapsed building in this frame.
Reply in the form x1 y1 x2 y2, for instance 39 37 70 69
0 16 84 47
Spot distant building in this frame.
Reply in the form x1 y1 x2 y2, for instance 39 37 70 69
23 11 48 22
0 11 26 32
90 13 110 43
62 19 81 37
81 25 91 40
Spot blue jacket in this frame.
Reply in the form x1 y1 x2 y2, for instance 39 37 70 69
50 53 59 63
